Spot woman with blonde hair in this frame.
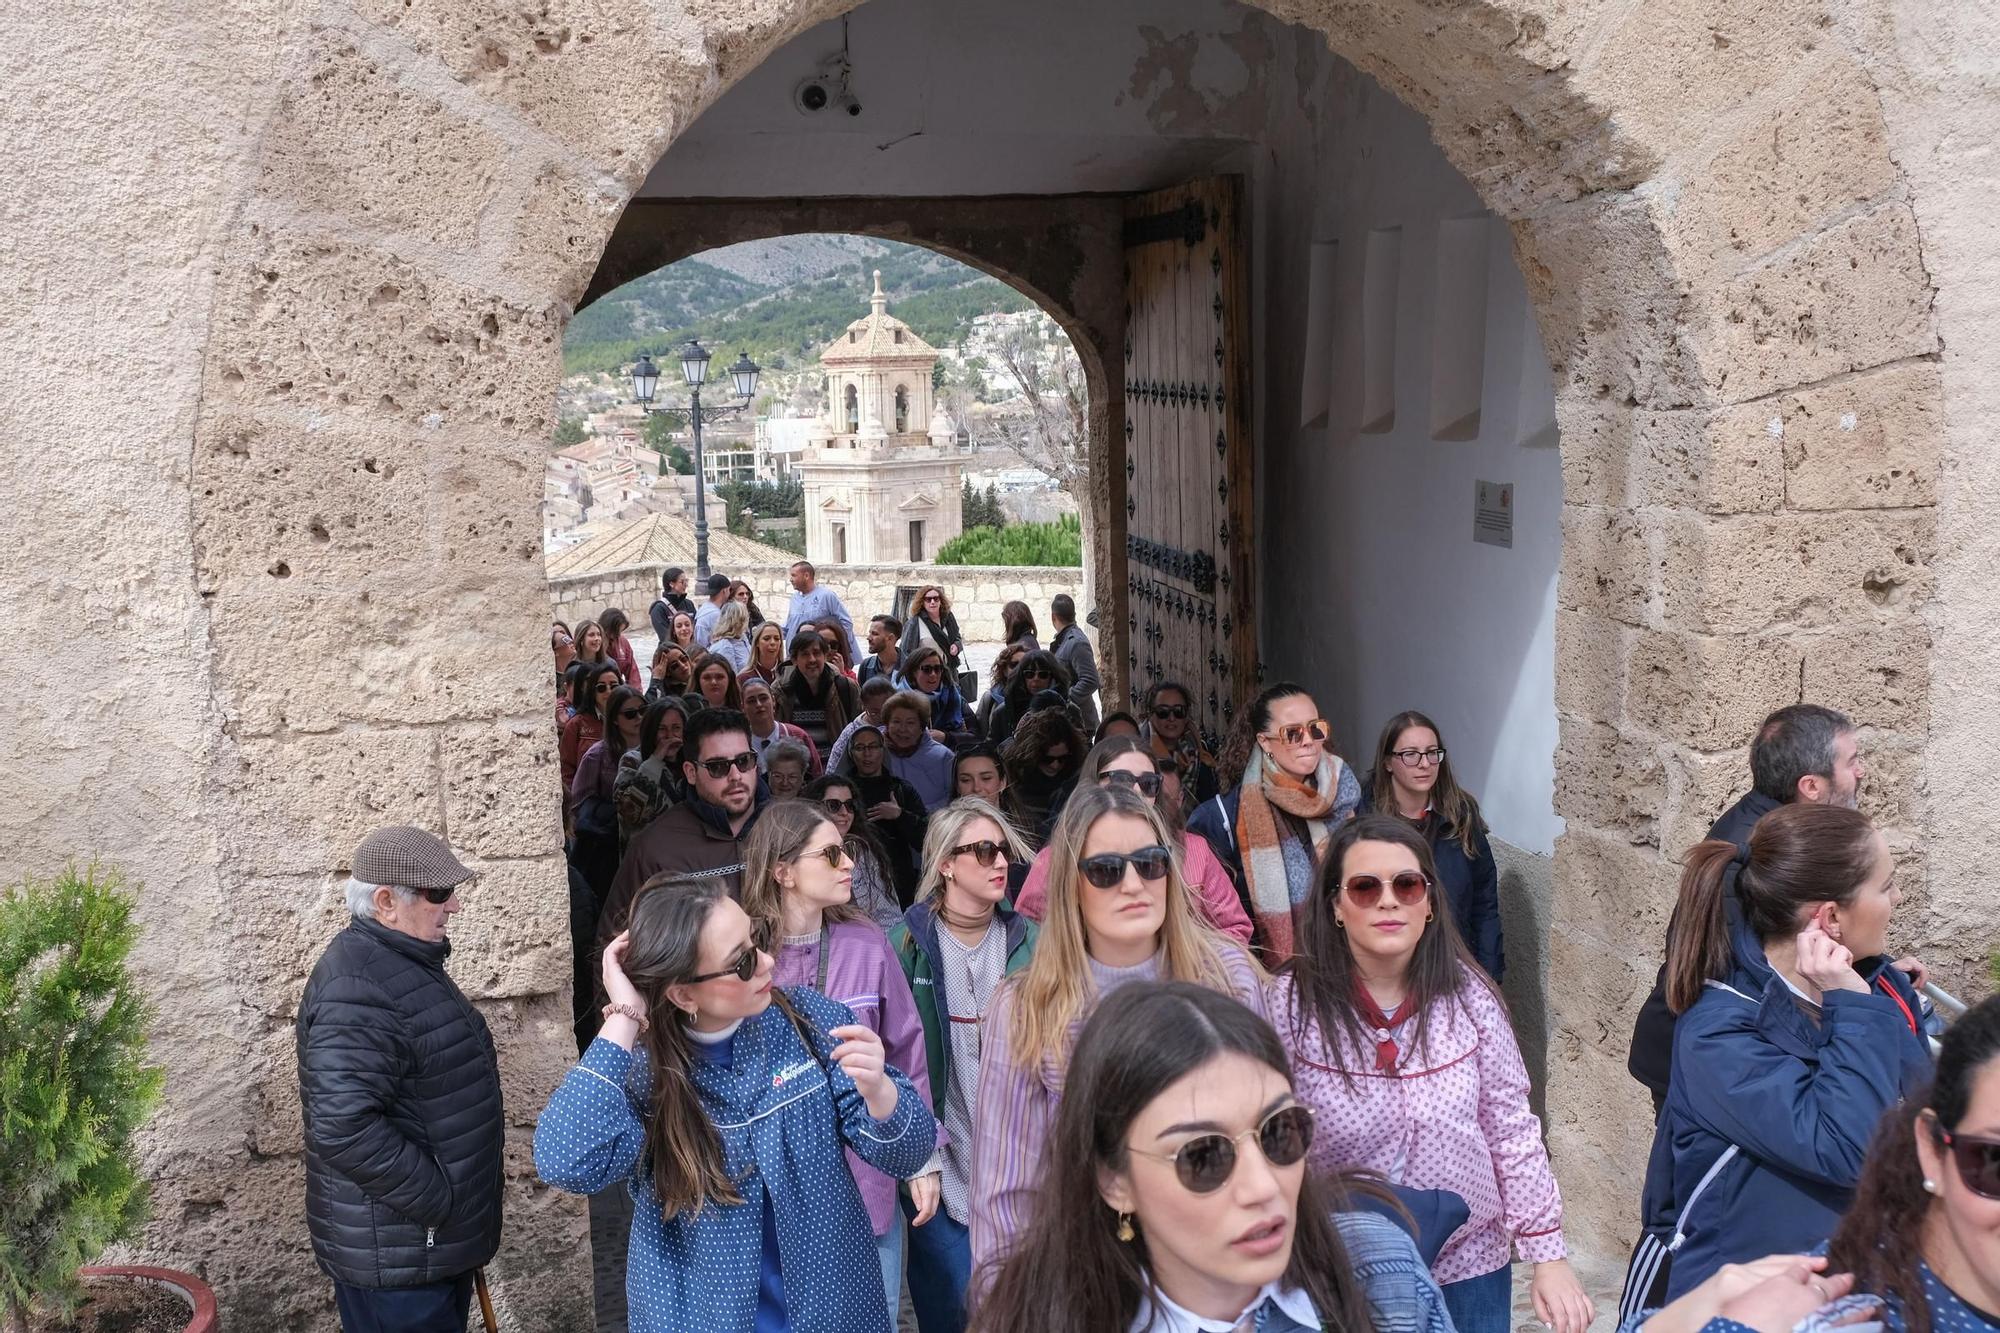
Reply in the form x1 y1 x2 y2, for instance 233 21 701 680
737 800 942 1320
969 783 1265 1268
887 798 1039 1332
705 600 753 675
742 621 788 688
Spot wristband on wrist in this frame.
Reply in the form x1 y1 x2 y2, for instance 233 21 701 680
602 1001 649 1033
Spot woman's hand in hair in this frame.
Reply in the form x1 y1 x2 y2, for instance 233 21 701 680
1528 1259 1593 1333
602 932 645 1013
907 1171 942 1225
1796 924 1870 996
830 1023 900 1120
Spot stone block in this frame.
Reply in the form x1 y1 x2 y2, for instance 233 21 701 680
1628 402 1786 515
1556 506 1653 624
1854 734 1926 839
350 0 716 175
1553 609 1631 726
446 857 571 1000
1690 203 1939 403
257 26 508 248
441 720 562 859
206 236 564 432
1659 745 1748 859
1625 627 1804 751
1546 924 1657 1055
248 1025 305 1158
505 161 625 308
1657 510 1936 635
1552 720 1662 847
1800 620 1931 734
142 1154 332 1333
1781 360 1943 510
480 991 584 1128
221 731 441 879
1550 827 1675 956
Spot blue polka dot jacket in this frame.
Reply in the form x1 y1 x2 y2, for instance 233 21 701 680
534 987 937 1332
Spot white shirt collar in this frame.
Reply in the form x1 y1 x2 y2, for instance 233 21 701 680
1130 1280 1320 1333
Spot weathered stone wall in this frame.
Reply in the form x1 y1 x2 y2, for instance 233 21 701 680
551 561 1085 645
7 0 1991 1325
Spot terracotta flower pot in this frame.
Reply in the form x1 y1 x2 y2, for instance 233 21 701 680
77 1266 217 1333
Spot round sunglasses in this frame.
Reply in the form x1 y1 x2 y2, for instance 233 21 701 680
1079 845 1172 888
796 842 850 869
1262 718 1329 747
1341 870 1433 909
1127 1104 1315 1194
688 945 761 984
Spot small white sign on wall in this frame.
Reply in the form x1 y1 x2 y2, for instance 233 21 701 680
1474 480 1513 548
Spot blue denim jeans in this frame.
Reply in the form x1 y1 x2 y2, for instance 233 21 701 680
877 1214 908 1321
332 1273 474 1333
1441 1265 1514 1333
902 1193 971 1333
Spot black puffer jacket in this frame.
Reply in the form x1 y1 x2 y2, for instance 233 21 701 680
297 918 504 1288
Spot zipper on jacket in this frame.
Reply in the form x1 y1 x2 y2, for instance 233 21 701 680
426 1227 436 1250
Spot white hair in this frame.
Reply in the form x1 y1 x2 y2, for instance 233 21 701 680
344 876 414 920
764 739 811 772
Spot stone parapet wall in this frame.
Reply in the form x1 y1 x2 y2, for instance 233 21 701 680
550 561 1084 644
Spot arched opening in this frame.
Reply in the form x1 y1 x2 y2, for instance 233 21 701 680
171 0 1947 1324
844 381 859 432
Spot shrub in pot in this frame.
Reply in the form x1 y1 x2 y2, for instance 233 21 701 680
0 864 164 1333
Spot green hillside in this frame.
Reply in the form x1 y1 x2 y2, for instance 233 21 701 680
562 238 1034 377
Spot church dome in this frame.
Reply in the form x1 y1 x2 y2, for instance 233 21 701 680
820 270 940 365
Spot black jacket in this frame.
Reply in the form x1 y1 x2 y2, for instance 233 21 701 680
297 918 504 1288
1627 790 1781 1102
1356 791 1505 982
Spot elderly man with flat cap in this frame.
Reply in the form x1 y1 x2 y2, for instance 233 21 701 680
297 826 503 1333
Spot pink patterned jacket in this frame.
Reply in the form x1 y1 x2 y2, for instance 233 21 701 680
1270 965 1568 1284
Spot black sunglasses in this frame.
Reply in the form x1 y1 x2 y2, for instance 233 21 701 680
617 707 643 720
1101 770 1163 799
1935 1121 2000 1200
1127 1105 1315 1195
693 751 758 778
916 663 944 675
688 946 760 984
594 681 614 693
1023 667 1054 680
820 796 856 814
1151 704 1188 720
1078 845 1172 888
1341 871 1432 909
949 839 1008 867
416 884 460 905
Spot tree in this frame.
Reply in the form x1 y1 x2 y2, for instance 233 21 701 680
935 514 1082 567
552 415 588 446
642 410 693 474
975 320 1088 494
1 864 163 1333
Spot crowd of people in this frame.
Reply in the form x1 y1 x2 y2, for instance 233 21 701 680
291 566 1987 1333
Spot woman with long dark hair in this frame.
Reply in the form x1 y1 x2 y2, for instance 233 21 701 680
1277 814 1590 1333
999 706 1085 849
1189 681 1362 961
889 798 1038 1333
730 579 765 629
976 643 1030 740
534 877 936 1332
690 650 745 713
900 584 965 667
986 649 1069 749
570 684 645 891
971 979 1451 1333
969 785 1266 1267
601 606 643 689
647 643 692 702
1000 600 1038 651
1014 736 1252 944
738 802 941 1321
669 610 698 653
561 661 626 792
804 773 903 930
1639 802 1931 1299
1359 710 1503 980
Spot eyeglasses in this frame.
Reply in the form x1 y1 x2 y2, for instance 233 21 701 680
1101 770 1163 799
1023 668 1054 682
688 946 761 984
594 681 615 694
924 594 941 603
1039 749 1070 768
617 707 643 720
1151 704 1188 720
416 884 460 905
1127 1105 1316 1195
917 664 943 676
851 741 884 755
1263 719 1329 747
693 751 758 778
799 843 850 869
1390 747 1447 767
820 796 856 814
1079 845 1173 888
1935 1122 2000 1200
950 840 1008 867
1341 870 1433 909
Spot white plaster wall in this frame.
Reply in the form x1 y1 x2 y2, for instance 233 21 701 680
1256 54 1564 856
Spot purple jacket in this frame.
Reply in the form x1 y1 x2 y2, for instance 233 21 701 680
774 918 938 1235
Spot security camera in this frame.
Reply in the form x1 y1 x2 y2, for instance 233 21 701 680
839 92 862 117
795 78 831 114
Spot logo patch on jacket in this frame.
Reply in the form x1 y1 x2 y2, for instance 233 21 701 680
771 1060 818 1088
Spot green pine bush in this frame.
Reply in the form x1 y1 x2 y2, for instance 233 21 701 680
935 514 1082 567
0 864 164 1333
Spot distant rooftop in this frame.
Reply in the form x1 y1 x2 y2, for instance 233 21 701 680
544 511 798 579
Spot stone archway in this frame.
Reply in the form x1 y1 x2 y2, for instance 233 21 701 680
172 1 1941 1326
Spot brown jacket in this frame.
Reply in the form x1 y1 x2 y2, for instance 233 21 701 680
596 799 757 953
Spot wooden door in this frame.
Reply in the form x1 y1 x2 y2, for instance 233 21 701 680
1120 177 1255 747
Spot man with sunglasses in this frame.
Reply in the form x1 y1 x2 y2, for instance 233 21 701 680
1048 593 1101 733
598 707 768 966
298 827 501 1333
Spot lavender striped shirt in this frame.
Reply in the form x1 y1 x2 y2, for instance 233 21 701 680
968 941 1267 1267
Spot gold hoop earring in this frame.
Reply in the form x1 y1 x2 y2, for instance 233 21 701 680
1116 1212 1135 1242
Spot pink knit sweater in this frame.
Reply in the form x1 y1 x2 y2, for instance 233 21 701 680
1270 966 1568 1284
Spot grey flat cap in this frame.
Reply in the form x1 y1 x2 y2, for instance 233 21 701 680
352 826 474 891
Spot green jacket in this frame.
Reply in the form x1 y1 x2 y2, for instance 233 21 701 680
887 901 1038 1107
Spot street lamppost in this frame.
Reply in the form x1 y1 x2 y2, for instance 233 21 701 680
630 341 760 579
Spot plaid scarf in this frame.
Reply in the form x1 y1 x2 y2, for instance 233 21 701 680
1234 748 1344 961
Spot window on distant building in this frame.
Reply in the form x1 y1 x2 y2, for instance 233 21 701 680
908 520 925 561
833 523 848 564
894 386 909 433
844 383 859 433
